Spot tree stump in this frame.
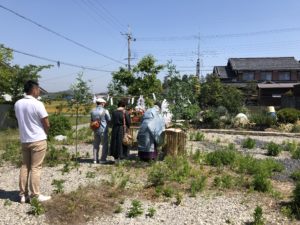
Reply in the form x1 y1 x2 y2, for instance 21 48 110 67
163 128 187 156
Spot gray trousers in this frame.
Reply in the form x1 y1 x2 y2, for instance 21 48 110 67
93 131 109 161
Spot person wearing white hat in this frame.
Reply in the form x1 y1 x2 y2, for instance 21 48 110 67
90 97 111 164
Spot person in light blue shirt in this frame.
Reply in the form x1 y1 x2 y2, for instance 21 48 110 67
90 97 111 164
137 102 165 161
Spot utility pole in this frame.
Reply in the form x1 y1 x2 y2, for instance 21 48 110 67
121 25 136 71
196 34 200 80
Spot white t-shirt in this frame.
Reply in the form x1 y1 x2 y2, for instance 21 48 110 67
14 95 48 143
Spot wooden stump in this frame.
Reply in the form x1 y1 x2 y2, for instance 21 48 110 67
164 128 187 156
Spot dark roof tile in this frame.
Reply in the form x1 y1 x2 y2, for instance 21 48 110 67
229 57 300 70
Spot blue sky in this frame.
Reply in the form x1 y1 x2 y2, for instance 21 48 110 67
1 0 300 93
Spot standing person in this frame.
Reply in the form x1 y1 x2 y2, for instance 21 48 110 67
137 102 165 161
14 80 51 203
90 97 111 164
110 99 131 161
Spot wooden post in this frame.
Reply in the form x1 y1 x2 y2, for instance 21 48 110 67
164 128 187 156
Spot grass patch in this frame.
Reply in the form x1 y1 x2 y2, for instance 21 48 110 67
44 184 125 225
242 137 256 149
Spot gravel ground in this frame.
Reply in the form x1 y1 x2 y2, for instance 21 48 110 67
0 132 300 225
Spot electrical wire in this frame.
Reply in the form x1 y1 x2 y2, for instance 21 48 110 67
0 4 125 65
137 27 300 42
2 46 114 72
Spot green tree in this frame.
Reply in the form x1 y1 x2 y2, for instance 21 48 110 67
221 85 244 114
108 55 164 105
68 73 92 156
200 74 244 114
163 61 201 121
0 44 51 103
199 74 223 108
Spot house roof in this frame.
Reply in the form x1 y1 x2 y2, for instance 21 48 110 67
228 57 300 71
213 66 233 78
257 83 299 89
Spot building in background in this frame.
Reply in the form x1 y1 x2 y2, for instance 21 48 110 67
213 57 300 106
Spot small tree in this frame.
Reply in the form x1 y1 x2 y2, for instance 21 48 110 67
163 61 200 122
68 73 92 157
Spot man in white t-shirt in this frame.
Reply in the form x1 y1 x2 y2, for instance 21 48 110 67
14 80 51 203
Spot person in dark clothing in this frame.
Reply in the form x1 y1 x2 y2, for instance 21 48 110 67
110 99 131 160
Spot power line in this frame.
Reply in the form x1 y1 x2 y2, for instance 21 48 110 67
137 27 300 42
80 0 126 34
2 46 114 72
0 4 125 65
93 1 126 31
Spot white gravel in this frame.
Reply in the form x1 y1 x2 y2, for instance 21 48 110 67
0 132 299 225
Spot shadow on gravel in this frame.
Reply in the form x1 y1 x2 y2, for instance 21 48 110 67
0 189 19 202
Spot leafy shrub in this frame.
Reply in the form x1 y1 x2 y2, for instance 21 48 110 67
0 140 21 166
30 197 45 215
237 156 283 177
195 132 205 141
249 112 277 129
162 186 175 198
45 145 71 167
190 175 207 197
165 156 191 183
294 182 300 207
252 174 271 192
253 206 264 225
127 200 143 218
277 108 300 124
146 207 156 218
266 142 282 156
202 108 222 128
242 137 256 149
292 147 300 159
181 104 201 120
48 114 72 138
291 125 300 133
291 170 300 182
206 149 238 167
213 174 234 189
148 163 169 186
283 141 298 152
51 179 65 193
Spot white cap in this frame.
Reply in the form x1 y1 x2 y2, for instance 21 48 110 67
96 97 106 103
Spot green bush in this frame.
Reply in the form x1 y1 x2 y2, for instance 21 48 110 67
291 170 300 182
45 145 71 167
237 156 283 177
48 114 72 138
294 182 300 207
206 149 238 167
127 200 143 218
181 104 201 120
283 141 298 152
0 140 21 166
165 156 191 183
148 163 169 186
292 147 300 159
242 137 256 149
253 206 264 225
202 108 222 128
277 108 300 124
249 112 277 128
291 125 300 133
252 174 271 192
266 142 282 156
195 132 205 141
190 175 207 197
